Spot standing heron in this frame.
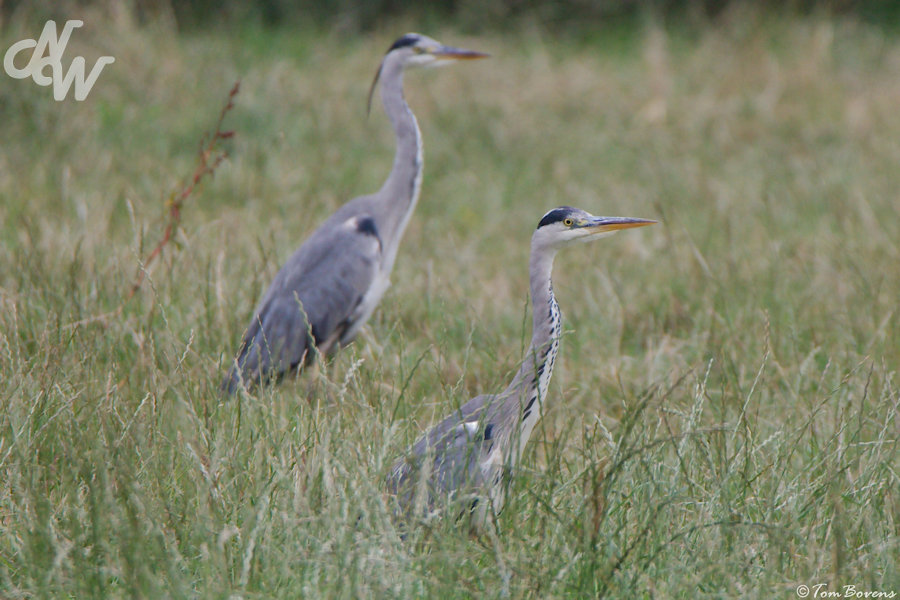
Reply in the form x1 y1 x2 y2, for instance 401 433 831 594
223 34 487 393
388 207 656 528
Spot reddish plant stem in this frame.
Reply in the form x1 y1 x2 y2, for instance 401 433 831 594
65 81 240 331
126 81 240 301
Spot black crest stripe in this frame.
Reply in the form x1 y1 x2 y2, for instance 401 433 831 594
537 206 575 229
388 34 420 52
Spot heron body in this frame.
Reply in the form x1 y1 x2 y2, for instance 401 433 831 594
388 207 656 528
223 34 487 393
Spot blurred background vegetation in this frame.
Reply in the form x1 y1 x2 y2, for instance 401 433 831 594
3 0 900 32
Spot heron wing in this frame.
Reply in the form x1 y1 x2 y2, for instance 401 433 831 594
390 394 501 508
429 419 495 495
223 215 382 391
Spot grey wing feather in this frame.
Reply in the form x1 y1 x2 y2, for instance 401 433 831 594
389 394 500 512
222 217 382 392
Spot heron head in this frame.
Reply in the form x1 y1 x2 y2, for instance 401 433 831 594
368 33 488 113
533 207 657 250
386 33 489 68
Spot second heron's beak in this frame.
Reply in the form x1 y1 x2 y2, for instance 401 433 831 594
584 216 658 233
431 46 490 61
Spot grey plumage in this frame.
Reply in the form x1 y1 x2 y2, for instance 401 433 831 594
223 34 486 393
388 207 656 528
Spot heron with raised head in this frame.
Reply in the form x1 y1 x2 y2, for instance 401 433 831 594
223 34 487 393
388 207 656 528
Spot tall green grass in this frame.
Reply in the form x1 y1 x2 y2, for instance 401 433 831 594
1 8 898 598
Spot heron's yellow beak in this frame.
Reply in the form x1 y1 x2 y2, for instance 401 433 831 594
432 46 490 60
584 217 657 233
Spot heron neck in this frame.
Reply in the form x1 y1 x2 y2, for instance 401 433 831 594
376 57 424 269
504 245 561 406
492 243 561 468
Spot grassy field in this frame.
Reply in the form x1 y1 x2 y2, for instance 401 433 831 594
1 7 899 598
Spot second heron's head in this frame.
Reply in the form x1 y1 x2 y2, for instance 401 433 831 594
368 33 488 111
533 206 657 250
383 33 489 69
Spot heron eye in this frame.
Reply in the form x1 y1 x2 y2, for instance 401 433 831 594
563 218 574 227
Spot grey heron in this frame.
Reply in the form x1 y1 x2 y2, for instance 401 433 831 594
223 34 487 393
388 207 656 528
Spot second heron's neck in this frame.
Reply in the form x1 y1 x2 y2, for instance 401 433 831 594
377 59 423 269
